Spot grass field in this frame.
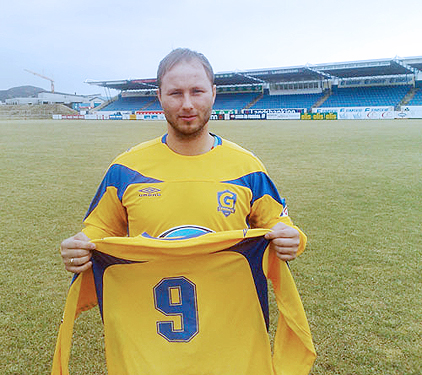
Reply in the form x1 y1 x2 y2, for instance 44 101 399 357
1 119 421 374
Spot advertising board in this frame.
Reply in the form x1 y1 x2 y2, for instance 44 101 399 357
313 107 394 120
396 106 422 119
242 108 302 120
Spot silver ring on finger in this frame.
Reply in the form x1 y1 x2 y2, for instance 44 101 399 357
70 258 74 265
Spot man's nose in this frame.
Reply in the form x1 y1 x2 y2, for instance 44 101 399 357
182 94 194 109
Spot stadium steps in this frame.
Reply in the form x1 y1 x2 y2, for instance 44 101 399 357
398 86 418 106
407 88 422 105
91 96 118 112
141 97 161 110
312 90 331 109
243 93 263 109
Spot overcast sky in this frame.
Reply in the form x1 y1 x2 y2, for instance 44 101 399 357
1 0 421 96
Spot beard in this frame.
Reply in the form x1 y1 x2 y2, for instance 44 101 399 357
165 107 212 139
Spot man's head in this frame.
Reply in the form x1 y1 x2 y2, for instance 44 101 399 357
157 48 216 140
157 48 214 91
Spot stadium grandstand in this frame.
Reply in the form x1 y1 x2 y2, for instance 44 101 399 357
83 56 422 120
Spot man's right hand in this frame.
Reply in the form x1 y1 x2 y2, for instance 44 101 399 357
60 232 95 273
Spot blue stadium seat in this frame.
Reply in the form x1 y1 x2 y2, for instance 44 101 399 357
213 93 261 110
320 86 410 107
251 93 325 110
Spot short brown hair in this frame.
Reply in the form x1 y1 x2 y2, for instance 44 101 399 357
157 48 214 89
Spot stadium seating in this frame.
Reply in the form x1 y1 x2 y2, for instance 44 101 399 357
100 85 417 113
213 93 260 110
320 86 411 108
250 93 325 110
143 99 163 110
102 93 261 112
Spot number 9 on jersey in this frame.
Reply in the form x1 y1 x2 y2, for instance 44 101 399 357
153 276 199 342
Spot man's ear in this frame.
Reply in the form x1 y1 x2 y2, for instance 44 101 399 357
212 84 216 102
157 88 162 103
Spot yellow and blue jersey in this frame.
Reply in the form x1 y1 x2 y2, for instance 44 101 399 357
82 134 306 253
52 229 316 375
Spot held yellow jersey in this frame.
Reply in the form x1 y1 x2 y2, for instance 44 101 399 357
52 229 316 375
82 134 306 254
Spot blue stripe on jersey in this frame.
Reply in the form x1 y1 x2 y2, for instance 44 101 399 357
222 171 283 206
70 272 79 285
84 164 163 219
91 251 139 319
209 133 222 146
227 236 270 330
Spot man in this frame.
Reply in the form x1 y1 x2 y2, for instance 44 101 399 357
60 48 306 272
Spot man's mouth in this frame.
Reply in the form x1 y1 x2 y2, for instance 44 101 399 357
179 114 197 122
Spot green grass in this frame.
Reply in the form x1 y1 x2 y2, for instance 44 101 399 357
1 119 421 374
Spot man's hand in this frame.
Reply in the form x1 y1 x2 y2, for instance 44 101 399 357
60 232 95 273
264 222 300 261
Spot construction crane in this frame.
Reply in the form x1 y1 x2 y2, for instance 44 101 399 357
24 69 55 93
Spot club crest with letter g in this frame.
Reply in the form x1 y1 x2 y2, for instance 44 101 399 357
217 190 237 217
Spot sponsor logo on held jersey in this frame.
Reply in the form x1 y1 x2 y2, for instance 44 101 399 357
217 190 237 217
159 225 213 239
139 187 161 197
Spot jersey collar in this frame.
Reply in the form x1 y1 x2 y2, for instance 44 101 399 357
161 133 222 150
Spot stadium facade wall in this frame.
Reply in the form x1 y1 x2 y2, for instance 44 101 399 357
338 75 414 88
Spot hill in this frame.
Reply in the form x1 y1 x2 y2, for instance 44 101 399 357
0 103 78 119
0 85 45 102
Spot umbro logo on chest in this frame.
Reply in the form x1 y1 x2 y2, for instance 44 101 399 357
139 187 161 197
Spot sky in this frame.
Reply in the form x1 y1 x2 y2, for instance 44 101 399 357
1 0 421 96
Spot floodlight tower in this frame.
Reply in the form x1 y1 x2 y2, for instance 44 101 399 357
24 69 55 93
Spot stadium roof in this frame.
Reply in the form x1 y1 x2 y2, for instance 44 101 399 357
85 56 422 91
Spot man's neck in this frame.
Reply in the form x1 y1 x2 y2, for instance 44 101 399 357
166 128 215 156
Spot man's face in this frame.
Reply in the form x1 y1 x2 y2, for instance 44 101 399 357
158 59 216 138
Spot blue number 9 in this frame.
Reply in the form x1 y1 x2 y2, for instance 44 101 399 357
153 277 199 342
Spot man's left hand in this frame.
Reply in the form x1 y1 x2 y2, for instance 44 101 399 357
264 222 300 261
